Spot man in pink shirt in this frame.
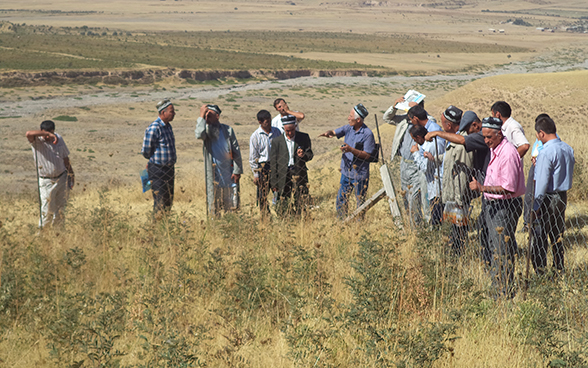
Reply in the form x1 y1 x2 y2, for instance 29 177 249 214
469 117 525 298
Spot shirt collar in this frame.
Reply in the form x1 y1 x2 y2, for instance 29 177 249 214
491 136 508 155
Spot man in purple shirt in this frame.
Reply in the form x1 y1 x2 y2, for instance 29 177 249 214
320 104 376 219
469 117 525 298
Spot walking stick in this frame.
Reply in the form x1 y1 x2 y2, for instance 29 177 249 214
523 180 535 301
34 147 43 228
374 115 385 164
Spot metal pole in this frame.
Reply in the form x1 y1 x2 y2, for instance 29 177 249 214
374 115 385 164
434 137 442 203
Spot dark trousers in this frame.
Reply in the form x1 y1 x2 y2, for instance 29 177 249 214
523 164 535 227
485 197 522 298
531 191 567 274
479 197 491 265
277 168 309 217
256 162 271 215
336 174 369 219
148 162 175 215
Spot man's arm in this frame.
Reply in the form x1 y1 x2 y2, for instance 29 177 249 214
300 134 313 162
64 156 75 188
229 127 243 181
249 134 261 180
288 110 305 122
26 130 57 144
469 178 514 195
425 130 465 145
517 143 530 158
141 125 156 160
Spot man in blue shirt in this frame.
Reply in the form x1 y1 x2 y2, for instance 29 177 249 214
320 104 376 219
142 99 176 217
531 115 575 275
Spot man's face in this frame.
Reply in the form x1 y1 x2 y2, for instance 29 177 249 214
160 105 175 123
467 120 482 134
347 109 361 128
206 110 219 124
275 100 289 115
441 115 457 133
259 118 271 131
482 127 503 149
411 134 425 146
283 124 296 139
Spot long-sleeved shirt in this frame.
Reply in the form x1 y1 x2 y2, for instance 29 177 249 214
30 133 69 177
533 137 574 209
249 126 282 178
502 116 529 149
413 138 445 200
142 117 176 166
484 138 526 200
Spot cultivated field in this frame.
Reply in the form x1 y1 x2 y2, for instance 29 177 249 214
1 0 588 366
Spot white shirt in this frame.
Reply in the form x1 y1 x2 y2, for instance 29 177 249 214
30 133 69 177
285 134 296 167
502 116 529 148
272 113 300 133
249 126 282 178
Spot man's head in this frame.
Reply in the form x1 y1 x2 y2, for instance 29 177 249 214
409 124 428 146
491 101 512 121
282 116 297 139
441 105 462 133
459 111 481 134
535 114 557 143
257 109 272 131
40 120 56 133
408 105 428 126
157 99 175 123
481 117 504 149
205 104 221 124
347 103 368 129
274 98 288 116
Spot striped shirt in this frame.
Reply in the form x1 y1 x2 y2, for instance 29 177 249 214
249 126 282 177
30 133 69 177
142 117 176 166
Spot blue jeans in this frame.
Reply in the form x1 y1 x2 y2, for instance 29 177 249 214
336 174 368 219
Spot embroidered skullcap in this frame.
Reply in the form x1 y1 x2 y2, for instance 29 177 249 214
443 105 463 124
354 103 369 119
156 99 172 112
459 111 479 132
281 114 297 126
206 104 222 115
481 117 503 130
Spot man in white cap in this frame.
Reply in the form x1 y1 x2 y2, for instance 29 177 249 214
26 120 75 228
319 103 376 219
196 104 243 216
142 99 176 218
270 114 313 216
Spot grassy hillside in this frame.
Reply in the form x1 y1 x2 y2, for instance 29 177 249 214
2 71 588 366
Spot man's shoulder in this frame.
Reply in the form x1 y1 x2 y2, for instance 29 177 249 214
296 131 311 140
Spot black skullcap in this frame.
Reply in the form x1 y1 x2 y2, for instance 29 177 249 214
481 117 503 130
281 114 297 126
459 111 479 132
354 103 369 119
443 105 463 124
156 99 172 112
206 104 222 115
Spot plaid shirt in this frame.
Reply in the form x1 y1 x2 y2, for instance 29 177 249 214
142 117 176 166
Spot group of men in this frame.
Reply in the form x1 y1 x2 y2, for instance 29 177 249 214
27 93 575 297
386 97 575 297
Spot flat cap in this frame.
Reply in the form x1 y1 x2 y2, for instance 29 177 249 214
443 105 463 124
354 103 369 119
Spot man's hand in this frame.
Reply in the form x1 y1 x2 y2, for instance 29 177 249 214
423 151 434 161
232 174 241 183
424 131 439 142
297 148 304 158
394 97 405 105
199 104 209 119
253 176 259 186
531 156 537 165
340 143 351 153
469 177 482 192
319 130 336 138
410 144 419 154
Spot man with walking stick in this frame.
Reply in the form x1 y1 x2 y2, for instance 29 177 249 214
26 120 74 229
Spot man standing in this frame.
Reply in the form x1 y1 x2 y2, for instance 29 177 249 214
383 97 441 226
409 125 444 225
142 99 176 218
531 115 574 275
469 117 526 298
270 115 313 216
26 120 74 228
196 104 243 216
272 98 305 132
439 106 474 255
491 101 529 158
249 109 282 216
319 104 376 219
